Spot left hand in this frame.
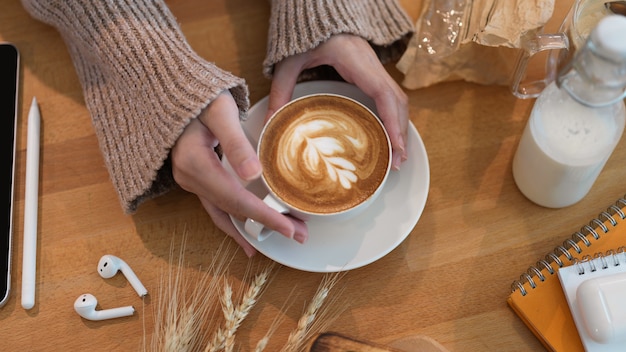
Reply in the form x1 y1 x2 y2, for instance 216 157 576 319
266 34 409 170
171 91 308 257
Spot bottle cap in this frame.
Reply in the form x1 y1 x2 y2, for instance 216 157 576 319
557 14 626 106
591 15 626 59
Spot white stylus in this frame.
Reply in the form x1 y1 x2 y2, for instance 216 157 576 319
22 97 40 310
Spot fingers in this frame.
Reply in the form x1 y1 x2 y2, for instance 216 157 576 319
266 55 306 121
326 38 409 169
201 92 310 244
197 93 305 241
210 165 299 240
365 85 409 170
178 127 298 241
270 34 410 169
174 106 306 246
200 193 308 259
288 215 308 244
200 197 258 257
197 163 309 244
199 91 262 182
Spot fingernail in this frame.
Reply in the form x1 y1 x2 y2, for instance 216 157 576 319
243 246 255 258
294 231 308 244
238 156 262 181
278 227 294 240
392 153 402 171
397 133 406 152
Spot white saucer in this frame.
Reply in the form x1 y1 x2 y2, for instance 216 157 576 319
224 81 430 272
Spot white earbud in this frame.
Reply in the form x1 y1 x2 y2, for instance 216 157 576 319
97 255 148 297
74 293 134 321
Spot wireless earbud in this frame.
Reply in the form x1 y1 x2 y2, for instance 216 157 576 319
74 293 134 321
98 255 148 297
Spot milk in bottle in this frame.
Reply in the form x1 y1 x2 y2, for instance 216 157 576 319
512 15 626 208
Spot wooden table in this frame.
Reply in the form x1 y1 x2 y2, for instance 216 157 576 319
2 0 624 351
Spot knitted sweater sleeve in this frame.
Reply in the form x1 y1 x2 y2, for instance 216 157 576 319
264 0 415 78
21 0 249 213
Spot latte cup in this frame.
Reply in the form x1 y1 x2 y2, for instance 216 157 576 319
244 93 392 241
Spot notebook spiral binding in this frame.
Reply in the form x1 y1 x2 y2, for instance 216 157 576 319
511 195 626 296
570 247 626 275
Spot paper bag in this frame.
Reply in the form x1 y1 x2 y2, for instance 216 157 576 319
397 0 555 89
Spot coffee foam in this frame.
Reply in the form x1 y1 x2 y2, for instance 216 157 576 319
260 95 390 214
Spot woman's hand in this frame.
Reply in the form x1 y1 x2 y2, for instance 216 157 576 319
267 34 409 170
171 90 308 256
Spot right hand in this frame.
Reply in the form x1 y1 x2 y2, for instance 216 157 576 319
171 90 308 256
266 34 409 170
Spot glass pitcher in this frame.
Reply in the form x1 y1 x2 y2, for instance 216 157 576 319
511 0 615 99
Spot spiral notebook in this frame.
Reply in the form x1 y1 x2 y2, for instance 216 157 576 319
558 252 626 352
507 195 626 352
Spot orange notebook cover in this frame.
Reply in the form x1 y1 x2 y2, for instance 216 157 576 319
507 195 626 352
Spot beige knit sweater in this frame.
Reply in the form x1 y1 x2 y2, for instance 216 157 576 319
22 0 413 213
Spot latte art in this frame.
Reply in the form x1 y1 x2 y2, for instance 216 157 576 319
259 95 390 214
280 114 370 190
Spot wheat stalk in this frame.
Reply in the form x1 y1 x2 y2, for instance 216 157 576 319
254 286 295 352
206 265 272 352
151 235 236 352
204 280 233 352
281 272 345 352
281 288 328 352
149 233 347 352
227 269 270 351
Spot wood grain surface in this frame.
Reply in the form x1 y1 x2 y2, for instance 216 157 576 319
1 0 623 351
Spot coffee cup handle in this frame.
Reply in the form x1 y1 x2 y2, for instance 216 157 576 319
244 194 289 241
511 33 569 99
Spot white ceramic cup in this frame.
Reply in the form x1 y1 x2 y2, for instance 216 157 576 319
244 93 392 241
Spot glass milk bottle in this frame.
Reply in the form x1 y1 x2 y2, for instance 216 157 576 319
512 15 626 208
